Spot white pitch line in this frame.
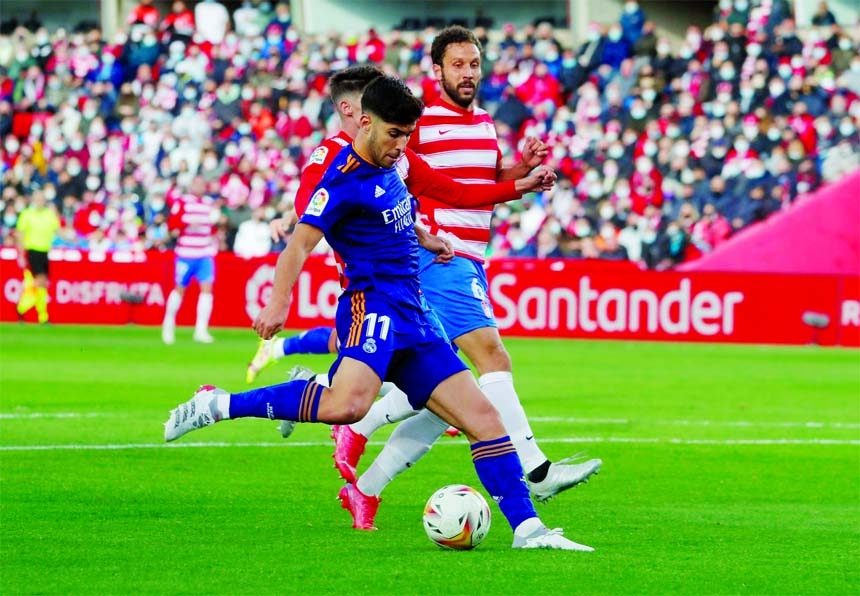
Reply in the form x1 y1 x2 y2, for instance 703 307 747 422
2 412 859 429
529 417 860 430
0 437 858 452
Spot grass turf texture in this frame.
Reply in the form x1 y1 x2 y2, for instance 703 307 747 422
1 323 858 596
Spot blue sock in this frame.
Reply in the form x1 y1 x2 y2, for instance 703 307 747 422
228 379 323 422
471 436 537 531
282 326 333 356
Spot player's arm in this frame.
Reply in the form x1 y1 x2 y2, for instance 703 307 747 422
415 224 454 263
254 222 325 340
405 150 555 208
497 136 549 182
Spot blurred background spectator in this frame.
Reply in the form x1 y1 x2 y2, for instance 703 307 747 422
0 0 857 271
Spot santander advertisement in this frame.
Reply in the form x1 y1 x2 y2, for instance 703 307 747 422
1 248 857 347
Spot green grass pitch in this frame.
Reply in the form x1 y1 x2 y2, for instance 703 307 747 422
1 323 858 596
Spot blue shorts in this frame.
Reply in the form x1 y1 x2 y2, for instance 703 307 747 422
418 247 496 342
328 289 467 409
175 256 215 288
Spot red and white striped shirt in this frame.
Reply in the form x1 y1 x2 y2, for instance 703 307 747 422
407 99 502 262
168 193 218 259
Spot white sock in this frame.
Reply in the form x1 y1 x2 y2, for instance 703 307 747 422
357 408 448 496
514 517 543 537
272 337 286 360
163 289 182 326
479 371 547 474
350 386 417 438
218 392 231 419
195 293 213 334
379 382 398 396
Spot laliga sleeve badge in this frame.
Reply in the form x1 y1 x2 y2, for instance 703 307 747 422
306 188 329 216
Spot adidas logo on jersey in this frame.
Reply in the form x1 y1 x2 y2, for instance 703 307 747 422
374 185 386 198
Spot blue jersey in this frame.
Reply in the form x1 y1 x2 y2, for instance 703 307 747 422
299 145 468 406
300 145 422 311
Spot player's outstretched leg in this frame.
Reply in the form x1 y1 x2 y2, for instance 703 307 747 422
478 371 602 502
429 370 594 551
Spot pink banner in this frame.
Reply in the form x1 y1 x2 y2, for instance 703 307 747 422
1 249 857 347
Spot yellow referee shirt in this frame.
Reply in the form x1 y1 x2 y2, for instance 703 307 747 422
16 206 61 252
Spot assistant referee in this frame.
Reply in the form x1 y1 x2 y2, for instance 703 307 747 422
15 188 60 323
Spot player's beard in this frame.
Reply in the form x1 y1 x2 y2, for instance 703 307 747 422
440 71 477 109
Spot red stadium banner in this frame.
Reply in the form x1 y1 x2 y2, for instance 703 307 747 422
0 249 857 347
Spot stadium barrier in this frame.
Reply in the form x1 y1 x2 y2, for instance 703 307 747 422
1 248 857 347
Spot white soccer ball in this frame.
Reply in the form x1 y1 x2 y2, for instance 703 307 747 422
422 484 491 550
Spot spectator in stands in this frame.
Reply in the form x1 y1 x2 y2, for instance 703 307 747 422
194 0 230 45
811 1 837 26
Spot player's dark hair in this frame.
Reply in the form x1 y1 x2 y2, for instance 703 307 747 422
430 25 483 66
329 65 385 102
361 76 423 125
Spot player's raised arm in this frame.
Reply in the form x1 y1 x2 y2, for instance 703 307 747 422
404 150 555 209
254 222 325 340
496 136 549 181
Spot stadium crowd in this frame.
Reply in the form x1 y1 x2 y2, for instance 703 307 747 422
0 0 858 269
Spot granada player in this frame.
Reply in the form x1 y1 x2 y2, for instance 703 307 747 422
161 175 219 344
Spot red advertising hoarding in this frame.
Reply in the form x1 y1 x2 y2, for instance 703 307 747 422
1 248 857 347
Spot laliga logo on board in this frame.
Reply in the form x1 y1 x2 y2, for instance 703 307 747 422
245 264 276 321
245 264 342 322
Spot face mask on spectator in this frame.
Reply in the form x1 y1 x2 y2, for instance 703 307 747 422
735 0 748 10
643 141 657 156
812 47 827 60
657 43 670 55
142 88 155 100
608 144 624 159
769 82 785 96
615 184 630 198
850 61 860 73
839 38 853 51
673 142 690 157
710 29 724 42
642 89 657 103
143 35 157 47
625 2 638 13
743 124 758 139
552 146 566 160
86 176 101 191
777 65 792 78
203 156 219 170
635 158 652 174
711 103 727 117
70 138 85 150
609 29 622 42
735 140 749 152
5 138 20 152
600 204 615 220
163 138 177 151
720 66 735 80
815 122 832 136
766 127 781 140
44 186 56 200
238 123 252 135
630 106 647 119
747 43 761 57
679 47 693 59
839 122 856 136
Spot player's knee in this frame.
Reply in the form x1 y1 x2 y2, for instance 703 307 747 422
326 394 373 424
474 344 512 375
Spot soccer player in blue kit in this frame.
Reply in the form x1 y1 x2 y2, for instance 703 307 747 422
164 76 593 551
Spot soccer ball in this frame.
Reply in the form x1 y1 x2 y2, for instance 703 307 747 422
422 484 491 550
